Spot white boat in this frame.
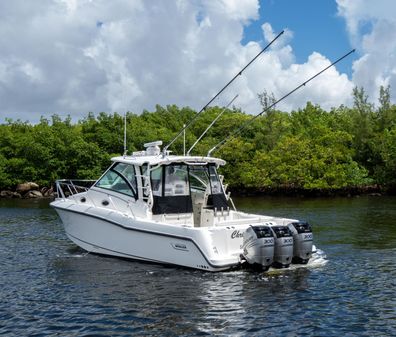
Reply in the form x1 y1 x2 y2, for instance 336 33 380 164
50 33 351 272
51 141 314 271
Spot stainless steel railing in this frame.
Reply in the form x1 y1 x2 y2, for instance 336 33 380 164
55 179 96 199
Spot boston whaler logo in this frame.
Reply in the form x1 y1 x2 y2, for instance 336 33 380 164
171 242 189 251
231 230 244 239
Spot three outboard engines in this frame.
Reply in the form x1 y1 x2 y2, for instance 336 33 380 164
242 221 313 270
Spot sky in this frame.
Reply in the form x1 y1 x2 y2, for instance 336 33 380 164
0 0 395 123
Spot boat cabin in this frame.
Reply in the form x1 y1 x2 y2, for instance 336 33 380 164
92 141 231 226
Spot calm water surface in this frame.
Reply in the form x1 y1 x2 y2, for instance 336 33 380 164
0 196 395 336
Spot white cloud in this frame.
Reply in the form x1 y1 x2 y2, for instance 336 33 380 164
204 0 259 22
232 24 354 113
337 0 396 105
20 62 44 83
0 0 357 123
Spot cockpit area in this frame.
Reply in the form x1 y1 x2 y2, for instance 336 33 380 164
150 163 229 216
93 158 231 227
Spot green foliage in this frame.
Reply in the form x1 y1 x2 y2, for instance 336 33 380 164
243 132 370 189
371 128 396 185
0 85 395 192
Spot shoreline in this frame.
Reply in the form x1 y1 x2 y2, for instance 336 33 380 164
230 185 395 198
1 182 395 199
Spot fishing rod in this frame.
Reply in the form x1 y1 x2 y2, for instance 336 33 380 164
187 94 239 156
162 30 285 156
207 48 356 156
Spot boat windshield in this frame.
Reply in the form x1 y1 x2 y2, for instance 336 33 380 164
95 162 137 198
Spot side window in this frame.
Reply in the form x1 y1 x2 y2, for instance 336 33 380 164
141 163 148 176
95 163 136 198
150 166 163 196
164 165 189 196
189 165 209 191
209 165 222 194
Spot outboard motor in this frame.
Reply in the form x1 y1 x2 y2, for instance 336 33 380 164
288 221 313 264
270 226 294 268
242 225 274 271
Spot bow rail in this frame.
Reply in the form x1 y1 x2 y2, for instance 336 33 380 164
55 179 96 199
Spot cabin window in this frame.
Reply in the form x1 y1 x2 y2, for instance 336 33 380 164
141 163 148 176
151 166 162 196
189 165 210 192
208 165 222 194
207 164 229 210
164 165 189 196
150 164 193 215
95 163 137 198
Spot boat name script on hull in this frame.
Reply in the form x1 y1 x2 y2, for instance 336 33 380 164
231 230 244 239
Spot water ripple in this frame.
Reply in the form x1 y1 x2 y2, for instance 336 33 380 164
1 197 396 336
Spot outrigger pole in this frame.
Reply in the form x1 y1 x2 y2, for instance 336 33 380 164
187 94 239 156
163 30 285 156
207 49 356 156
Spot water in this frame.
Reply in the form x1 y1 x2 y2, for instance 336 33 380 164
0 196 395 336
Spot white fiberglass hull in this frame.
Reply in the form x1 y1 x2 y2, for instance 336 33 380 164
52 200 241 271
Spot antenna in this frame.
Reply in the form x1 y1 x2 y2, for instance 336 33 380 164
208 49 356 156
163 30 285 156
187 94 239 156
123 112 127 157
183 124 186 156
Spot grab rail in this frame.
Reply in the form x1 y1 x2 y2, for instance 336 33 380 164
55 179 96 199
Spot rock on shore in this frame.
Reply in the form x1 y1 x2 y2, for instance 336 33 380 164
16 182 39 193
0 182 55 199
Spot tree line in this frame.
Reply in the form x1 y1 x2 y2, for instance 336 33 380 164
0 86 395 194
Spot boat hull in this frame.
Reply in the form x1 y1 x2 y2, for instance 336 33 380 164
52 202 239 271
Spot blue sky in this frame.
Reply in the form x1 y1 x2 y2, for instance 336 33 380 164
0 0 394 122
243 0 354 76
